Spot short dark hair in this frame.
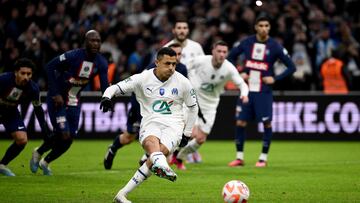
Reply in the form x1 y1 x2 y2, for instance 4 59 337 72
168 42 182 49
212 40 228 49
255 15 271 25
14 58 36 71
157 47 176 60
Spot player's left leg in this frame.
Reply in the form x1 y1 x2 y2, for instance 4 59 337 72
105 99 141 170
0 130 27 176
175 126 208 170
30 133 54 173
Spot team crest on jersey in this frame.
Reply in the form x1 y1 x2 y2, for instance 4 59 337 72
159 88 165 96
78 61 94 78
252 43 266 60
171 88 178 95
7 87 23 101
152 100 173 114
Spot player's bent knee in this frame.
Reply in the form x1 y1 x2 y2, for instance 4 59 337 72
61 132 73 141
13 131 28 145
121 132 136 144
236 120 247 127
196 134 207 144
263 121 272 128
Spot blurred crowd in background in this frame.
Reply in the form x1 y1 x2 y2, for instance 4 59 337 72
1 0 360 91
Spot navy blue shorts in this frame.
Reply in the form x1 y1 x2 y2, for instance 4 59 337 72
236 92 273 123
47 97 80 137
0 109 27 134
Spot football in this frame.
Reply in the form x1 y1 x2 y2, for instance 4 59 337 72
222 180 250 203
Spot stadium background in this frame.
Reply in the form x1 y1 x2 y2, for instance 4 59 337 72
1 0 360 140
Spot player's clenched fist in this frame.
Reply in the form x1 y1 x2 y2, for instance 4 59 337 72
100 97 114 112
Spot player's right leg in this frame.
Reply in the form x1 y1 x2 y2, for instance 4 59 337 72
229 97 252 167
113 161 152 203
0 131 28 176
37 105 77 175
254 93 273 167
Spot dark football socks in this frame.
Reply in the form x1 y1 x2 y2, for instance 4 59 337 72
0 142 25 165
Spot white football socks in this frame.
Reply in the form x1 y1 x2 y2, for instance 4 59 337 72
119 162 152 195
259 153 268 161
149 152 169 167
177 139 200 160
236 152 244 160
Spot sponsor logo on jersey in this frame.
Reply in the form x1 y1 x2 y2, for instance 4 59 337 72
245 60 269 71
152 100 173 114
145 87 153 94
200 83 215 92
56 116 67 129
68 77 89 86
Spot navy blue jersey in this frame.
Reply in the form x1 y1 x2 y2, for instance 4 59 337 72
0 72 49 134
47 48 109 106
146 62 188 78
0 72 40 111
228 35 295 93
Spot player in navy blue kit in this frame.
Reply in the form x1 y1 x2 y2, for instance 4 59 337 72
103 43 187 170
30 30 109 175
228 16 295 167
0 58 49 176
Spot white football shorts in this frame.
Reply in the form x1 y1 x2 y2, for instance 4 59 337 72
139 121 183 153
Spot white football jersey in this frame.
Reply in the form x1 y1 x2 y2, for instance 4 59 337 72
103 69 197 127
165 39 204 67
188 55 249 112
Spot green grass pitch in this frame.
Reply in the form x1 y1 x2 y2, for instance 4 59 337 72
0 140 359 202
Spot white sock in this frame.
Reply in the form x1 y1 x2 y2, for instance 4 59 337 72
236 152 244 160
139 153 148 162
119 162 152 196
149 152 168 167
177 139 201 160
259 153 268 161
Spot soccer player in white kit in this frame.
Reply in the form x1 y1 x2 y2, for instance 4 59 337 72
100 47 198 203
170 41 249 170
165 19 205 67
165 19 205 163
